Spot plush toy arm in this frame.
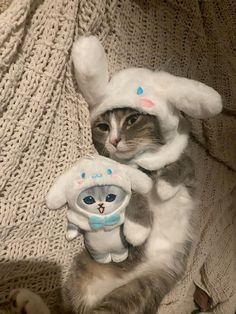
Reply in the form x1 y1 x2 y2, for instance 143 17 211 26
72 36 109 106
46 163 80 210
123 193 152 246
119 164 153 194
66 222 80 241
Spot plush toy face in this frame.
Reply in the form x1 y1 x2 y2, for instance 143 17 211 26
77 185 127 215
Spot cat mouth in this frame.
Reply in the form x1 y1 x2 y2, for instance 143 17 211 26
98 205 105 214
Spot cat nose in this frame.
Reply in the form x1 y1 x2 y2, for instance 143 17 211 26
110 138 121 147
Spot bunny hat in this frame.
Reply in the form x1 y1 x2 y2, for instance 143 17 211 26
72 36 222 170
46 155 152 231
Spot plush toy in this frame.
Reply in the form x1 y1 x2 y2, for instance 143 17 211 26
46 155 152 263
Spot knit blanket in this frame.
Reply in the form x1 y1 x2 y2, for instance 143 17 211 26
0 0 235 313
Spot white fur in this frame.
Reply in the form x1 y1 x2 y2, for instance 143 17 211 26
145 185 194 268
156 179 181 201
85 274 127 307
123 219 151 246
109 114 119 144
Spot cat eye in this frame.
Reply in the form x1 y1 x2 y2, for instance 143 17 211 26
126 114 140 126
96 123 109 132
105 194 116 202
83 196 96 205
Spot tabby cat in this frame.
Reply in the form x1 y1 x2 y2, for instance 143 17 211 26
8 108 196 314
9 35 222 313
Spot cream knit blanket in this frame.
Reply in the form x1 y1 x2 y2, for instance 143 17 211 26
0 1 235 313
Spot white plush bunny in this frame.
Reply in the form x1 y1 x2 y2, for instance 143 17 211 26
46 155 152 263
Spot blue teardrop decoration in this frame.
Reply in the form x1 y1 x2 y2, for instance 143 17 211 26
137 86 143 95
107 168 113 175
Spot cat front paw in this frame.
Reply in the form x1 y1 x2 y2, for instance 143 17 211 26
9 289 50 314
124 220 150 246
156 179 180 201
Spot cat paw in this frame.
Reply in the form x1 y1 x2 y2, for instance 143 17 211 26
9 289 50 314
156 179 180 201
124 220 150 246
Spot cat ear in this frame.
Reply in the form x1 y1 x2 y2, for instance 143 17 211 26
46 164 79 210
121 165 153 194
155 72 222 118
72 36 109 106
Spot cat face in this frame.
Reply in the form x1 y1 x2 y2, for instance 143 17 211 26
92 108 164 160
77 185 127 215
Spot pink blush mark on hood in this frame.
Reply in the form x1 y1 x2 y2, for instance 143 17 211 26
76 180 84 186
140 98 155 109
112 173 119 178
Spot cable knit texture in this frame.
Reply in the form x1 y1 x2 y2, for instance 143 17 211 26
0 1 235 313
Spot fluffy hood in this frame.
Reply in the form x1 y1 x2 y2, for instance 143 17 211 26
72 36 223 170
46 155 152 230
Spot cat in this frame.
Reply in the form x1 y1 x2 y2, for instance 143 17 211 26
8 35 221 314
8 108 195 314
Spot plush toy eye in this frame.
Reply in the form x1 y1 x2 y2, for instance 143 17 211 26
83 196 96 205
96 123 109 132
106 194 116 202
126 114 140 126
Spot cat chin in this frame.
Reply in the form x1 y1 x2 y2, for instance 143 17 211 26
110 151 137 160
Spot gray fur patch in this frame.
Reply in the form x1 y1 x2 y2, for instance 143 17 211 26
158 154 195 186
125 192 153 228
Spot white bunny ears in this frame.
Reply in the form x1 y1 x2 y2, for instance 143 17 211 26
72 36 222 123
72 36 109 106
46 156 152 210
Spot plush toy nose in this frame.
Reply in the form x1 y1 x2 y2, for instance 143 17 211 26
110 138 121 147
98 203 105 214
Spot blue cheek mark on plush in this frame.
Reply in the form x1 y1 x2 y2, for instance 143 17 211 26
107 168 113 175
89 213 121 230
137 86 143 96
92 174 103 179
81 172 86 179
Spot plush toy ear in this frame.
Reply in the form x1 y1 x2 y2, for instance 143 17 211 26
121 165 153 194
156 72 222 118
46 164 79 210
72 36 109 106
